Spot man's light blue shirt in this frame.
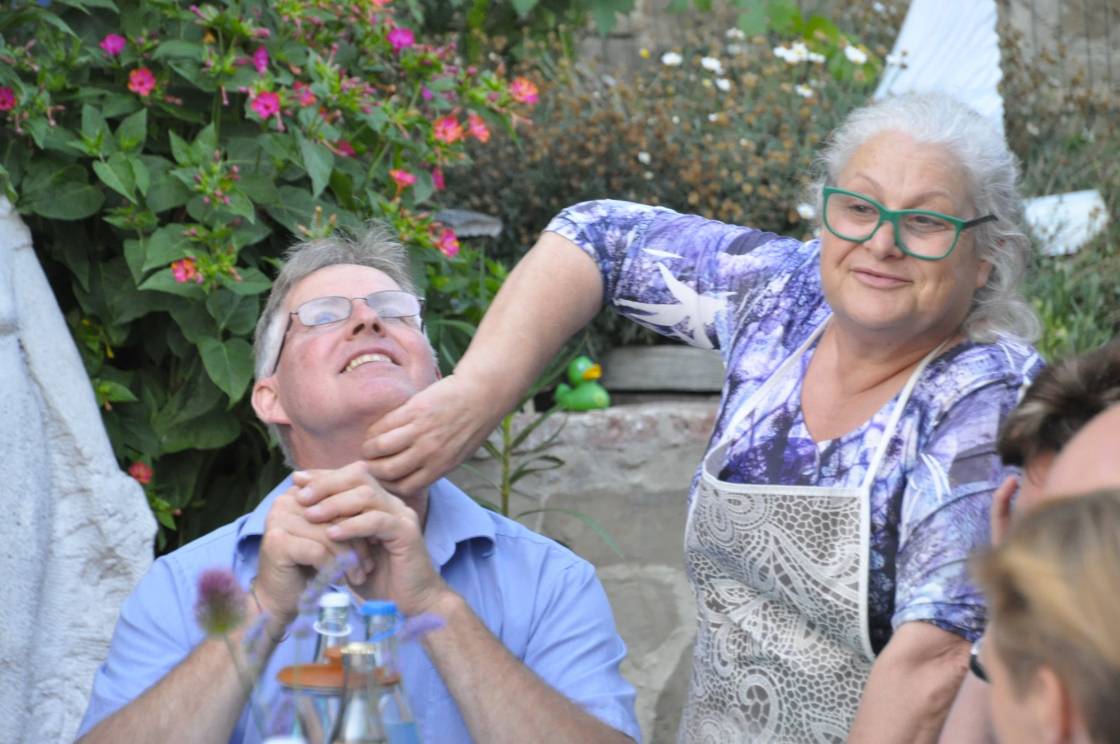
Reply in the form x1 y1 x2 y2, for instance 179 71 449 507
78 477 640 743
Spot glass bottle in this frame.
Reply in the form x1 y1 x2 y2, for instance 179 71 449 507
314 591 352 664
332 642 386 744
360 601 419 744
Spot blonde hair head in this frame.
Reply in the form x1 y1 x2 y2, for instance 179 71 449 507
973 489 1120 742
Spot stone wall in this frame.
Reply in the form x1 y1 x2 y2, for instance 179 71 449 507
450 399 719 742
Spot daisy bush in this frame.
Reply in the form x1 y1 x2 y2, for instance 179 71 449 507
446 5 898 350
0 0 535 549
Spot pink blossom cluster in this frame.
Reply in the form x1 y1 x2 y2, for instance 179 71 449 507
171 257 203 284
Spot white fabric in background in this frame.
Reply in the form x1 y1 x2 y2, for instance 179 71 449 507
873 0 1005 137
0 197 155 743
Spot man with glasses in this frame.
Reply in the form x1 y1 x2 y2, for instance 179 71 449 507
77 225 640 744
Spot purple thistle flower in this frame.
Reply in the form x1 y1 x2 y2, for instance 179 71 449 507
195 568 247 635
297 549 361 614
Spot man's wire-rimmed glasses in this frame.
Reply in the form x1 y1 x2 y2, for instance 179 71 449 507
270 290 424 374
822 186 997 261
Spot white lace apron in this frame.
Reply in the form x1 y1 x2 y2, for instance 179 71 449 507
680 322 943 743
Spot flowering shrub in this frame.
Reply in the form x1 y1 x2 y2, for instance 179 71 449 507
446 9 895 346
0 0 533 549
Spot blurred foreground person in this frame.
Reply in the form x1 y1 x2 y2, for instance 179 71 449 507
972 488 1120 744
940 340 1120 742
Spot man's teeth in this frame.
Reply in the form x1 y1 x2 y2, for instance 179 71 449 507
345 353 392 372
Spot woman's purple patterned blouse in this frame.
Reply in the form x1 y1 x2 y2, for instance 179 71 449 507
546 200 1043 652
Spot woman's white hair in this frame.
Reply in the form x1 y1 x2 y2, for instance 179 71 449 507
810 92 1040 343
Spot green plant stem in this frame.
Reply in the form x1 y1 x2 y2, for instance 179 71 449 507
500 413 513 517
222 634 269 737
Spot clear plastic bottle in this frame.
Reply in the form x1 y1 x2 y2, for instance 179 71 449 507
360 601 419 744
332 643 386 744
313 592 353 664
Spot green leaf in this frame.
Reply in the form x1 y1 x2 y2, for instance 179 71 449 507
95 379 138 406
115 109 148 152
510 0 539 17
92 152 137 203
141 224 193 272
131 157 151 196
265 185 316 236
410 169 435 206
160 408 241 452
238 172 279 204
737 2 769 36
220 266 271 296
169 131 193 165
767 0 801 34
168 299 217 343
197 336 254 403
297 134 334 199
192 124 219 163
516 507 624 558
206 290 259 335
81 104 114 155
60 239 92 293
56 0 120 9
154 39 203 61
123 238 146 284
145 175 192 213
22 165 104 220
100 93 140 119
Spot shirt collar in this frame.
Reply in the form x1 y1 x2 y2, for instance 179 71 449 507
236 474 495 569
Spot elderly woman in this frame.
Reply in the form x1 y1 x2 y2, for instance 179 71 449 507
363 93 1044 740
972 489 1120 744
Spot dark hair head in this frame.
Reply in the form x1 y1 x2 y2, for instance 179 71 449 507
998 340 1120 467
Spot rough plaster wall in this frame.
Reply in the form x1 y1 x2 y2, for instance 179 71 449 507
0 198 156 743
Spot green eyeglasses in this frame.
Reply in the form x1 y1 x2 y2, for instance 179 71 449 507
822 186 997 261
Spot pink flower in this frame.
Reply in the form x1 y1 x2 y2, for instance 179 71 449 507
293 82 317 107
431 167 445 191
371 0 391 7
100 33 127 57
387 27 415 53
128 461 153 485
128 68 156 97
252 46 269 74
421 86 433 101
432 115 463 144
509 77 539 105
171 257 203 284
250 90 280 120
0 87 15 112
390 168 416 190
336 139 356 157
436 227 460 258
467 112 490 143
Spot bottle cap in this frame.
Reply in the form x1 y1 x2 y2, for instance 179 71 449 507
360 599 397 616
318 591 350 609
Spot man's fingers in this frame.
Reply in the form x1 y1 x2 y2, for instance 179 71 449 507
303 483 408 524
327 510 414 547
292 462 376 506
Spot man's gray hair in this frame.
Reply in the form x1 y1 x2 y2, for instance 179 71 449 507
809 92 1041 344
252 223 419 461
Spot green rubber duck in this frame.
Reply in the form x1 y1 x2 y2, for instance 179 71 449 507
555 355 611 411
